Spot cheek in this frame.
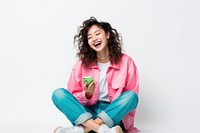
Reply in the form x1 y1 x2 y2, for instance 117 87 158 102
88 40 93 47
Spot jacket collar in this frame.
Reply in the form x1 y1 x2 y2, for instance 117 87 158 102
90 62 120 70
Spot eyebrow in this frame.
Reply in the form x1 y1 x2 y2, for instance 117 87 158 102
87 29 101 36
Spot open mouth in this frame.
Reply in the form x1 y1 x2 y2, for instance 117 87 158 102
93 41 102 48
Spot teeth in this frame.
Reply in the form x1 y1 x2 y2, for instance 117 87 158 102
94 42 101 46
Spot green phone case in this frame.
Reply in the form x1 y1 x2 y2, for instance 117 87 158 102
82 76 93 87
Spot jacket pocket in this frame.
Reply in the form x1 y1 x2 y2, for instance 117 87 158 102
111 79 126 89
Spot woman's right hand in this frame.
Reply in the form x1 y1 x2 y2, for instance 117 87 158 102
84 81 95 99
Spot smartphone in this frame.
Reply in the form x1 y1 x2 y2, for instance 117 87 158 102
82 76 93 87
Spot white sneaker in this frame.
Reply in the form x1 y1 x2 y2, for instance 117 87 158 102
53 125 84 133
98 124 123 133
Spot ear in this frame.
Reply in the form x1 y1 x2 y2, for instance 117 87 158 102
106 32 110 39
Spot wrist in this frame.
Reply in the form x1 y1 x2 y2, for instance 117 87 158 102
85 93 92 99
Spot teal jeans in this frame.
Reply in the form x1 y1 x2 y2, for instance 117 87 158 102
52 88 138 129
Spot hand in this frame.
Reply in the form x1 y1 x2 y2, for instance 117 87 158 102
84 81 95 99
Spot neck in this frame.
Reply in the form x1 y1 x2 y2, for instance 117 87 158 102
97 55 110 63
96 48 110 63
96 49 109 59
97 54 109 60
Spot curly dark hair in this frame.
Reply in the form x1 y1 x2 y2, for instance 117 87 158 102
74 17 123 68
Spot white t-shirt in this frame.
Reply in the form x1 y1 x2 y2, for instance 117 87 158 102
97 61 110 102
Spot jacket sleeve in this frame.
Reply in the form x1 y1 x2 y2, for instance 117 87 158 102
67 61 90 105
125 57 139 94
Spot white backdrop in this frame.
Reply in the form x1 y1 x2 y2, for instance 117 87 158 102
0 0 200 132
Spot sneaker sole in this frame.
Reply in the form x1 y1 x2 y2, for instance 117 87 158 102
115 126 123 133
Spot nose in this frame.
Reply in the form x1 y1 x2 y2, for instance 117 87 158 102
92 36 98 42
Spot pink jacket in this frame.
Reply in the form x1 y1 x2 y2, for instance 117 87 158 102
67 53 140 132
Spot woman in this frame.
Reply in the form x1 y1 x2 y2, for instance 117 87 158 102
52 17 139 133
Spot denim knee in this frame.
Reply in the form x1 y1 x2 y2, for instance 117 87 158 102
51 88 69 103
123 91 139 110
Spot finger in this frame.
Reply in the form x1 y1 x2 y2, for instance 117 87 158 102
88 81 95 87
88 82 95 90
84 82 87 90
88 82 95 94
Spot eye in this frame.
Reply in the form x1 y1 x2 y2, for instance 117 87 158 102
96 32 100 35
87 36 92 40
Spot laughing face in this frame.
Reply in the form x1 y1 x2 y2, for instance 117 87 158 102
87 25 110 53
